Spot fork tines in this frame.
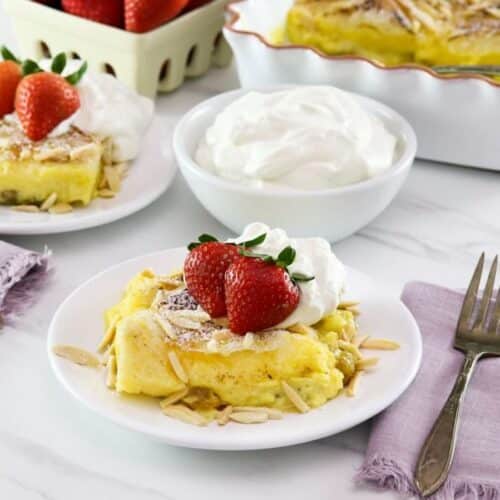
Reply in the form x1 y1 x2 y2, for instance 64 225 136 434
457 253 500 341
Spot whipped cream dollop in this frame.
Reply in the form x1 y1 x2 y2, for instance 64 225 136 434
38 59 154 162
230 222 346 328
196 86 397 190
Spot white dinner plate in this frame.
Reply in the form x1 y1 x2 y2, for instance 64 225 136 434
0 117 175 235
48 248 422 450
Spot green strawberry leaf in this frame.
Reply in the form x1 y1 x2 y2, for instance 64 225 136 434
198 234 218 243
241 233 266 248
22 59 42 76
187 233 218 251
51 53 67 74
238 248 274 263
291 272 315 283
66 61 87 85
1 46 20 64
276 246 296 268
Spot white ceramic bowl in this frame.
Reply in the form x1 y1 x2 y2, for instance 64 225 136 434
173 86 416 242
224 0 500 171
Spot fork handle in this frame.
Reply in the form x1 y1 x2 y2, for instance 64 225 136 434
414 351 479 497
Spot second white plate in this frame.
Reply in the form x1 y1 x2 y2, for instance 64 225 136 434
0 117 176 235
48 248 422 450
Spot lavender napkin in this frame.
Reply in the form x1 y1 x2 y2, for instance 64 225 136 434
356 282 500 500
0 240 50 322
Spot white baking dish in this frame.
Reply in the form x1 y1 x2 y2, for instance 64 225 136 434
223 0 500 171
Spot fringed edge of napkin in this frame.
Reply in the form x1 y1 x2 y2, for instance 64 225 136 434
0 247 52 324
355 454 500 500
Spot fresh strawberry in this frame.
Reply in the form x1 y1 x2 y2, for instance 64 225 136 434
184 240 240 317
61 0 123 27
184 232 267 317
0 48 22 118
225 247 314 334
15 55 87 141
125 0 189 33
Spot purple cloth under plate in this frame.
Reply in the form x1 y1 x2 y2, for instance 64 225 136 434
0 240 50 322
356 282 500 500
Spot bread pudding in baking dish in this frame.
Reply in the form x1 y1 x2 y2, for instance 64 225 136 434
286 0 500 66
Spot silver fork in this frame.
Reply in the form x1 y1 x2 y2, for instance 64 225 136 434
414 253 500 497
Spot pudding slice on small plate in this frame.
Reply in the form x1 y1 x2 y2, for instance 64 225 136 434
48 242 421 450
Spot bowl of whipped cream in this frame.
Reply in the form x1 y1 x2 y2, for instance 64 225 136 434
173 85 416 241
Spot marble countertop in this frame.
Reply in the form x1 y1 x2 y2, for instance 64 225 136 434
1 4 500 499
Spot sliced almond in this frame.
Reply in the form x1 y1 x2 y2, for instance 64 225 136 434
53 345 100 368
104 166 121 193
70 143 99 161
153 314 177 340
98 319 117 353
338 300 360 310
102 138 114 166
160 387 189 408
156 276 184 290
356 357 379 370
354 335 370 348
166 268 184 280
288 323 318 338
173 309 211 323
113 162 128 178
233 406 283 420
217 405 233 426
13 205 40 213
48 202 73 214
339 340 362 360
168 351 189 384
166 312 203 330
40 192 57 211
161 404 207 426
346 371 362 397
106 354 117 389
360 338 400 350
282 381 310 413
229 411 268 424
98 189 115 199
98 174 108 189
34 146 68 162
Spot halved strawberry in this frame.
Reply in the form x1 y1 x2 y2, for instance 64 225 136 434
15 55 87 141
125 0 189 33
225 247 314 334
183 232 267 317
0 47 22 118
61 0 124 27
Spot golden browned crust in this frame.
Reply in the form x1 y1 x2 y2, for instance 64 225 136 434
292 0 500 36
0 118 107 163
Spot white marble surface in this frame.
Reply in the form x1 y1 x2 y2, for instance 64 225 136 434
1 3 500 499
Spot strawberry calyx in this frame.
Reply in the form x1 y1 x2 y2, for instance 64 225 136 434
1 46 21 64
21 53 88 85
187 232 267 252
238 245 315 284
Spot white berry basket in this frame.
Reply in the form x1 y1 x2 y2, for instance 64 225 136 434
4 0 232 98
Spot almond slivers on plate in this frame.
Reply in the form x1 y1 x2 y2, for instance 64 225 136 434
53 345 101 368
